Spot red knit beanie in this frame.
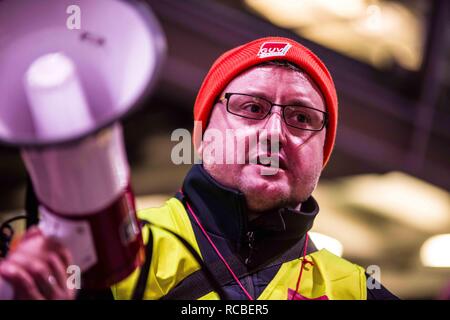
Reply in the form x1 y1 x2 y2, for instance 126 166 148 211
193 36 338 167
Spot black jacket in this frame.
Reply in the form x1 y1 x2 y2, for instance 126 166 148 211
170 164 398 300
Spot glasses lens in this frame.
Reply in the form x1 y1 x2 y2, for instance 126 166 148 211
284 106 325 130
227 94 270 120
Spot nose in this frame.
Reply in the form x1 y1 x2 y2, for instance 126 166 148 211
262 106 287 149
264 105 283 134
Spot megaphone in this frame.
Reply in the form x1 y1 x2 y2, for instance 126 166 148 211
0 0 166 295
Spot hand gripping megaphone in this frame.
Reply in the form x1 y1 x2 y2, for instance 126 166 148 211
0 0 165 295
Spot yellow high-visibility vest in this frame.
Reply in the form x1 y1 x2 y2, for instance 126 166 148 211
112 198 367 300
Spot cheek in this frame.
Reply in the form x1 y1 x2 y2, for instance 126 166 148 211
287 132 325 177
205 108 262 163
207 105 242 132
202 108 247 188
201 108 228 162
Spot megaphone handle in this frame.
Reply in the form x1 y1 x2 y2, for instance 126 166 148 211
0 276 14 300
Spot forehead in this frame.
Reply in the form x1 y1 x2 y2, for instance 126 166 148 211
222 65 326 111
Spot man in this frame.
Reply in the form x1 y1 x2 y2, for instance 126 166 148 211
0 37 398 300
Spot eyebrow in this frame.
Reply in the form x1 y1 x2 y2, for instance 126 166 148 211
238 89 325 111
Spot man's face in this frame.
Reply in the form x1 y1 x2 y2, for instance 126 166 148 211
200 65 326 214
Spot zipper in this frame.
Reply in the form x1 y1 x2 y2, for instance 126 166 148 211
244 231 256 299
244 231 255 265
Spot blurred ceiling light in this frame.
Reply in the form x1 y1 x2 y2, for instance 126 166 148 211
245 0 367 29
362 4 384 33
355 2 422 70
245 0 317 29
341 172 450 233
316 0 367 19
309 232 344 257
420 234 450 268
245 0 423 71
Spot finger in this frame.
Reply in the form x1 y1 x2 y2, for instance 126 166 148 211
18 233 72 268
45 274 68 300
22 227 42 240
28 261 66 300
24 254 70 300
46 252 68 290
0 261 45 300
8 253 56 300
8 227 43 255
65 287 76 300
43 237 73 267
9 233 73 300
13 230 46 256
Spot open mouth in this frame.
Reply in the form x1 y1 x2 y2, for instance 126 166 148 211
253 154 288 171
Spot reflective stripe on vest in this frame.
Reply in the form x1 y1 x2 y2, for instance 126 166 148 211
111 197 367 300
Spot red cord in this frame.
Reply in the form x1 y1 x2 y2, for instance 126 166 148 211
291 233 314 300
184 199 254 300
180 190 313 301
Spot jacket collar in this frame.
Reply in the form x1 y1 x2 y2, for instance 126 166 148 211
179 164 319 251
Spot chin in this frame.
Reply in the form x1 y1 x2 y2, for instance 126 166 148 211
245 193 288 212
239 169 291 211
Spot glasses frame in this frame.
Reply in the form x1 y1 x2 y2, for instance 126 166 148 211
220 92 328 132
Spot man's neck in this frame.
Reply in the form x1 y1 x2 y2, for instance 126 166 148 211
247 202 303 221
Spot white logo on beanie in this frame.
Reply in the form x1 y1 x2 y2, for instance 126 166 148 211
257 42 292 58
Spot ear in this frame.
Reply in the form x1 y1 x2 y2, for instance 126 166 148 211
196 141 203 158
321 127 327 148
193 120 203 163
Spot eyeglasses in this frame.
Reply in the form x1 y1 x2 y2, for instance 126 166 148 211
220 93 328 131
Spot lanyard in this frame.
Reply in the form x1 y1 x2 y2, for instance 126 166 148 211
291 233 314 300
182 192 311 300
184 198 254 300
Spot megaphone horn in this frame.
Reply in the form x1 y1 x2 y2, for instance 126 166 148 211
0 0 166 146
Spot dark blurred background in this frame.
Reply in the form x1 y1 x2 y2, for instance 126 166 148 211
1 0 449 299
